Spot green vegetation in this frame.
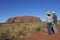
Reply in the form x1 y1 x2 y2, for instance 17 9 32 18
0 22 60 40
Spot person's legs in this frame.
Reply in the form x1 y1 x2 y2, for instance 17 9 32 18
51 26 55 34
47 22 52 35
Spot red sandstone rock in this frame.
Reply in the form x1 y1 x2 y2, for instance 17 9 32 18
6 16 41 23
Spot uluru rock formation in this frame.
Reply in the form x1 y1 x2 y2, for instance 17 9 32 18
6 16 41 23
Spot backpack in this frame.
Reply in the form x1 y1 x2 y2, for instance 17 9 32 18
52 14 57 24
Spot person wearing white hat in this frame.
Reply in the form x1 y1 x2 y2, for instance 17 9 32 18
52 11 57 34
46 11 52 35
52 11 55 13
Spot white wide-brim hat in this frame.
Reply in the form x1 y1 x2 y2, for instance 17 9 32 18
52 11 55 14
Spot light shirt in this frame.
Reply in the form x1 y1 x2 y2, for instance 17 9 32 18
46 16 52 22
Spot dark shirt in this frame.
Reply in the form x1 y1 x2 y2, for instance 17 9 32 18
52 14 57 24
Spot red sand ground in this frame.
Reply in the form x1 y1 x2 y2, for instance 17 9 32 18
24 26 60 40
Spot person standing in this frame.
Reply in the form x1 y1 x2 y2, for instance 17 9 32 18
46 11 52 35
52 11 57 34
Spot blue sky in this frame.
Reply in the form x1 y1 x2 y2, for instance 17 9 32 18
0 0 60 22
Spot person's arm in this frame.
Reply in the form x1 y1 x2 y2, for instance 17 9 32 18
52 17 54 25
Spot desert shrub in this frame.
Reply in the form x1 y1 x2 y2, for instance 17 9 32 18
35 27 41 31
0 22 47 40
0 32 12 40
25 23 29 26
0 23 2 27
57 22 60 27
16 23 21 27
20 21 25 23
41 28 47 33
18 30 30 39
